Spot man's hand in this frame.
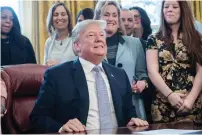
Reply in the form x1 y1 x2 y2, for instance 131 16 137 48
127 118 149 127
59 118 85 133
131 81 146 93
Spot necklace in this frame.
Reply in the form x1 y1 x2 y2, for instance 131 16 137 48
60 37 68 46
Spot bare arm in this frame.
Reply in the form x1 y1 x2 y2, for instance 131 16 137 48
177 63 202 112
146 50 172 97
188 63 202 101
147 50 186 108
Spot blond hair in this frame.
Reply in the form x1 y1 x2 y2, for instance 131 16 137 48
93 1 126 35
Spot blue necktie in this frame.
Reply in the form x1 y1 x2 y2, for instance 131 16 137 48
92 66 113 129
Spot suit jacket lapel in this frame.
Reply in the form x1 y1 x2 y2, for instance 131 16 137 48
116 42 126 63
72 59 89 125
102 63 124 126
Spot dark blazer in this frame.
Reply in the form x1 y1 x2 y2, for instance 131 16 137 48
30 59 137 133
140 38 147 53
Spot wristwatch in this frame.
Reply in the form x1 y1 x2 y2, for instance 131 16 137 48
144 80 149 89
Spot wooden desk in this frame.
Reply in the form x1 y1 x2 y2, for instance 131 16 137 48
73 122 202 134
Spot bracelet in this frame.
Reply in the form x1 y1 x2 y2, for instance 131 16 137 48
166 92 174 99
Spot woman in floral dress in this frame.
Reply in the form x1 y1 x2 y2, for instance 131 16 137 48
146 0 202 123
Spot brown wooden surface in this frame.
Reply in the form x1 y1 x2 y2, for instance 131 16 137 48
61 122 202 134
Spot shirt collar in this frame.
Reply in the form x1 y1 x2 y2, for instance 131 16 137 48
79 57 103 74
106 32 125 46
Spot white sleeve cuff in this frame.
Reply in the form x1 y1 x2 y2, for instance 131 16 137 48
58 127 63 133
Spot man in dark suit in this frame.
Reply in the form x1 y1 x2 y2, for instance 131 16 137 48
30 20 148 133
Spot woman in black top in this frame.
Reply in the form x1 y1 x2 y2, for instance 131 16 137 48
129 6 152 53
1 6 36 66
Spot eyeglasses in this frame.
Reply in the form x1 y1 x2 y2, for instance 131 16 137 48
134 15 141 19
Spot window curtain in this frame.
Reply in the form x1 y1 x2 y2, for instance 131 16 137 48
38 1 95 64
191 1 202 23
18 1 40 63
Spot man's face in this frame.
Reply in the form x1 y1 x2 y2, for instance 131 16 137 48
75 23 107 63
121 10 134 36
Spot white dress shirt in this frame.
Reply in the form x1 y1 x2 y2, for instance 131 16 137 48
79 57 118 130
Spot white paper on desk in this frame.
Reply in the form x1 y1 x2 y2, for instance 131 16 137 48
136 129 202 135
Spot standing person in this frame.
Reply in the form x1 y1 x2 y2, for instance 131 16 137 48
128 6 154 122
121 8 153 123
76 8 94 23
1 6 36 66
44 2 76 67
94 1 149 120
1 6 36 118
130 6 152 53
30 20 148 133
146 0 202 123
129 6 152 41
120 9 134 36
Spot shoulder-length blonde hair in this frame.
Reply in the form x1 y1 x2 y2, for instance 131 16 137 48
46 2 73 36
93 1 126 35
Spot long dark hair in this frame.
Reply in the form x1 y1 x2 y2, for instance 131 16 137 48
156 1 202 66
129 6 152 40
0 6 26 45
46 2 73 36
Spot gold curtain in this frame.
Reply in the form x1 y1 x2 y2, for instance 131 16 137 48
191 1 202 23
38 1 95 64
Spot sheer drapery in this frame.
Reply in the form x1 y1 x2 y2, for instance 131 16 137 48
19 1 40 63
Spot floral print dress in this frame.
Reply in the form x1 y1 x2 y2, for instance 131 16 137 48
147 35 201 123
